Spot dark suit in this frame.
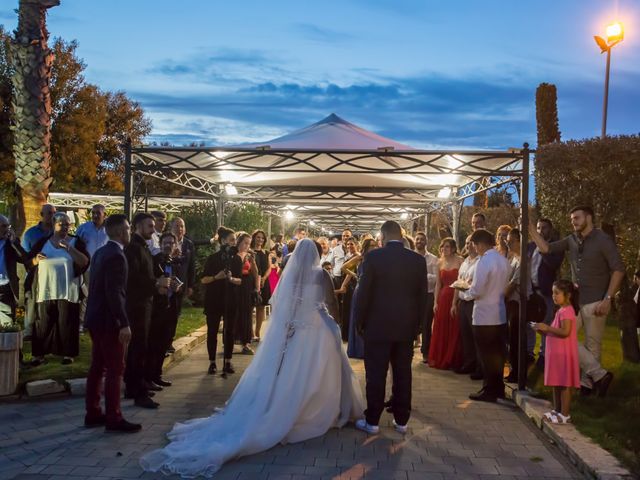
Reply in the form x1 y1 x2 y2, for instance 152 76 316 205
124 233 160 398
354 241 427 426
170 236 195 340
85 240 129 425
0 238 26 321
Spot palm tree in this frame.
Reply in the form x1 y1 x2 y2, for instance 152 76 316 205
10 0 59 235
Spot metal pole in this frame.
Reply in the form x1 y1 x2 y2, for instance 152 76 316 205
452 202 462 244
123 139 132 220
216 195 225 229
601 48 611 139
267 213 272 247
518 143 531 390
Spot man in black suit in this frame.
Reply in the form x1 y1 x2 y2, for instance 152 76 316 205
0 215 26 324
84 214 140 433
124 212 169 409
354 220 428 434
167 217 195 352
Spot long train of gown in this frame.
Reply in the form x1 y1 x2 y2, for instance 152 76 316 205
140 302 364 478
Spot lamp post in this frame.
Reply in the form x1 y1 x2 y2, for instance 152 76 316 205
594 22 624 139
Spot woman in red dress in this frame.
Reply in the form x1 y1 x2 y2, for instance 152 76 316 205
428 238 464 370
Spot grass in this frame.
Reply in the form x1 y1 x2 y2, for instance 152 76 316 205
18 304 206 388
526 322 640 475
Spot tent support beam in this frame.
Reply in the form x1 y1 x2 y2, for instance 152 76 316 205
518 143 531 390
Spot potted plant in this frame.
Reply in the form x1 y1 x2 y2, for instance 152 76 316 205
0 323 23 396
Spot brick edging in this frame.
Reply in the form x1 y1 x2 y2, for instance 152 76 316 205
21 325 208 398
505 383 633 479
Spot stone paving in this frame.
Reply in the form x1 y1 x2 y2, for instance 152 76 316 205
0 331 582 480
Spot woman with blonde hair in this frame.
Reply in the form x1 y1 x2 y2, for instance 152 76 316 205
495 225 512 258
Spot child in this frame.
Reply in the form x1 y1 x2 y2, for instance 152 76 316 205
533 280 580 424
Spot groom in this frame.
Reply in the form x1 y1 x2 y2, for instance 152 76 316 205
354 220 428 433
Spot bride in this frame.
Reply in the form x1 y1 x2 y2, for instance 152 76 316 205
140 238 365 478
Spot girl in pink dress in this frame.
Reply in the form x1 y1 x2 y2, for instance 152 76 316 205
533 280 580 424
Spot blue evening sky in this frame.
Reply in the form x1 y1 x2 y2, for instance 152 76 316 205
2 0 639 149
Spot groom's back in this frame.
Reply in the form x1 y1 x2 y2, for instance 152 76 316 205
355 242 427 342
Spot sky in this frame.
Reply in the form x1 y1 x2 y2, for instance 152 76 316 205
2 0 639 149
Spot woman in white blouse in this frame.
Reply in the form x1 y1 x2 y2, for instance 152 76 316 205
27 213 89 365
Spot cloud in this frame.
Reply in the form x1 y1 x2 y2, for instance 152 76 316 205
291 23 355 43
133 46 639 149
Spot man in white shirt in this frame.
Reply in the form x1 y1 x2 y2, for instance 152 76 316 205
332 229 352 288
452 235 481 377
318 236 334 267
414 232 438 362
467 229 510 402
148 211 167 255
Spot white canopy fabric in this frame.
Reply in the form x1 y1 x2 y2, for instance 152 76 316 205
131 114 524 228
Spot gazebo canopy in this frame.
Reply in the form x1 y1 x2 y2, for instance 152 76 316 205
129 113 525 231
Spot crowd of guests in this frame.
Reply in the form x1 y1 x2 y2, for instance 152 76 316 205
0 201 629 430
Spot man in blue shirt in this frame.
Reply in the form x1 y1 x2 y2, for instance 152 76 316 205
76 204 108 258
21 203 56 252
76 204 109 326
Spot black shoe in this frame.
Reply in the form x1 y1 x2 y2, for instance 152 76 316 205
61 357 74 365
222 362 235 374
594 372 614 398
154 378 172 387
134 396 159 409
145 381 163 392
105 419 142 433
469 390 497 403
84 414 106 428
167 345 176 354
580 386 593 396
384 398 394 414
208 363 217 375
469 372 483 380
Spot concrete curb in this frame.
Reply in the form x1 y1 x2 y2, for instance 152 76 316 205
505 383 634 479
21 325 209 398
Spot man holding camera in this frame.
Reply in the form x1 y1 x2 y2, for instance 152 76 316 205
147 232 183 390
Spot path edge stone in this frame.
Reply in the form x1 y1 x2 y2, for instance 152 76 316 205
505 383 634 480
21 325 209 399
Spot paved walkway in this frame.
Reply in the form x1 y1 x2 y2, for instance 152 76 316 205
1 333 582 480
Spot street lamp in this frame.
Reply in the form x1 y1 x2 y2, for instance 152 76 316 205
594 22 624 138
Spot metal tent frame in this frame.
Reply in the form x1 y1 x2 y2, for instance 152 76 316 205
121 117 532 389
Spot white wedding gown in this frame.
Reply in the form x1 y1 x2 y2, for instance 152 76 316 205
140 239 365 478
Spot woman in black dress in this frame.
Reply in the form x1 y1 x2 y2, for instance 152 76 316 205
201 226 240 375
250 230 274 342
234 232 260 355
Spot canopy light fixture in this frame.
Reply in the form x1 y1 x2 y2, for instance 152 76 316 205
400 212 409 220
224 183 238 195
438 187 453 199
284 210 294 220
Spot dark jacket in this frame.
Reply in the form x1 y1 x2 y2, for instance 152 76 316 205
124 233 160 313
85 241 129 331
2 238 26 301
25 234 90 294
354 241 428 342
175 236 196 292
527 241 564 297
